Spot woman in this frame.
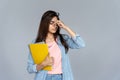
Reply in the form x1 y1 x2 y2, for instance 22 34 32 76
27 10 85 80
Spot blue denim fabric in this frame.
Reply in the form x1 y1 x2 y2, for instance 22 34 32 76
46 74 62 80
27 34 85 80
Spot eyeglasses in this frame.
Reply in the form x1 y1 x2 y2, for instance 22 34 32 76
49 21 58 26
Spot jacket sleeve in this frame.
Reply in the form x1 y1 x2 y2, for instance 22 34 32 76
62 33 85 49
27 39 37 73
27 53 37 73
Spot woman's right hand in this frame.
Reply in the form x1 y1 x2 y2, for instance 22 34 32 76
42 56 54 66
36 55 54 71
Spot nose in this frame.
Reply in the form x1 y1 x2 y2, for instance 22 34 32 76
53 23 57 27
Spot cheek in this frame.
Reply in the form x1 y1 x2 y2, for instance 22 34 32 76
48 26 52 31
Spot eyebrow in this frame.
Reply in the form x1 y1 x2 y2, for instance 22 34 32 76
50 21 55 22
50 19 58 22
50 21 57 24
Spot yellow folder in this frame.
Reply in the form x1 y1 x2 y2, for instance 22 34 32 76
29 43 52 71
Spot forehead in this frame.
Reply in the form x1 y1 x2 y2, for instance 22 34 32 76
51 17 58 21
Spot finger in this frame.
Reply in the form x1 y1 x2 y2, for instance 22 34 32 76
57 22 62 27
47 53 51 58
51 57 54 64
48 52 50 56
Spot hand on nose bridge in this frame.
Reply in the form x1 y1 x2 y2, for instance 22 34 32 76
53 22 58 25
50 21 59 27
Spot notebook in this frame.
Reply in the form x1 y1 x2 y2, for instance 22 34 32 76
29 43 52 71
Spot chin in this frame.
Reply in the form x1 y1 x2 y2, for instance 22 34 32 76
52 31 56 34
52 30 57 33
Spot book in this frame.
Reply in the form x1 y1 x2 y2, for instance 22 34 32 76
29 43 52 71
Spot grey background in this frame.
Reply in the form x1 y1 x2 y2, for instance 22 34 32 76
0 0 120 80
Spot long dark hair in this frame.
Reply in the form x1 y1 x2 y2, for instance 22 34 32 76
35 10 69 52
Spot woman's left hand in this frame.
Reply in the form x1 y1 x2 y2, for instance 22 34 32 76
57 20 76 37
57 20 67 29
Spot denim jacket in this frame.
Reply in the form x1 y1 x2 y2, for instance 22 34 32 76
27 34 85 80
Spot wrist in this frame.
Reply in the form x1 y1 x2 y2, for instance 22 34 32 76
36 62 46 71
63 25 69 30
41 61 46 67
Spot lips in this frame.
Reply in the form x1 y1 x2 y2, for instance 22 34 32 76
52 29 57 31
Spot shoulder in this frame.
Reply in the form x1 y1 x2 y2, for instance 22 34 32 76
30 39 45 44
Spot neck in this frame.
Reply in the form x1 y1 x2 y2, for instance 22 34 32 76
45 33 55 43
46 33 54 39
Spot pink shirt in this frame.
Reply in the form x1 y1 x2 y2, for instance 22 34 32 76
46 41 62 74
